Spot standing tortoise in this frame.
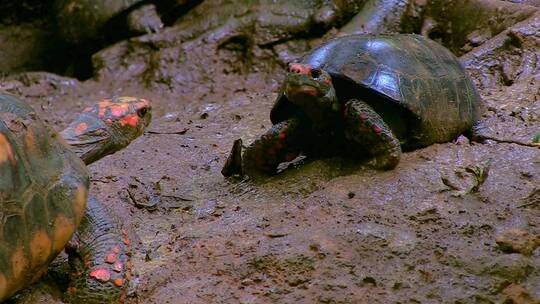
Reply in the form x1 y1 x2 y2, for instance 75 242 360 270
0 94 151 303
222 34 482 176
54 0 165 44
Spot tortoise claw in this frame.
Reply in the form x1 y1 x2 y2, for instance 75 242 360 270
221 138 244 177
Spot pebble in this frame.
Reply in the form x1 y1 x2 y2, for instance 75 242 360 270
495 228 540 256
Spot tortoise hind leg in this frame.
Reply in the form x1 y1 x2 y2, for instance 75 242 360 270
65 197 131 304
241 118 307 176
343 99 401 169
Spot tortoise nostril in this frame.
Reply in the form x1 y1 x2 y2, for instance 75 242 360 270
289 64 302 74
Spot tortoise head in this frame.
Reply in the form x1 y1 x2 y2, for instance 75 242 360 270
61 96 152 165
284 63 339 124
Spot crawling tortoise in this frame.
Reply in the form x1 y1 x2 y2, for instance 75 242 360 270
55 0 165 43
0 95 151 303
222 34 482 176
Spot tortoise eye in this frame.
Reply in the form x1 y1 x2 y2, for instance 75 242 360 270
311 68 321 78
137 107 148 118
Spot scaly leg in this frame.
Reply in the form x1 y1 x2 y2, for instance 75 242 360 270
242 118 307 175
343 99 401 169
65 197 131 304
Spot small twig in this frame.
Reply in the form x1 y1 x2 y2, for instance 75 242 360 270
482 135 540 148
147 128 189 135
162 194 194 201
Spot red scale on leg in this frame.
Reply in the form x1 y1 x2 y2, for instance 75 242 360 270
89 268 111 282
105 252 117 264
113 262 123 273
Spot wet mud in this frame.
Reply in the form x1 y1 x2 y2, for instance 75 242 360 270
1 0 539 303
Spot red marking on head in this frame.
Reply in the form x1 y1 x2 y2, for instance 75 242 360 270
113 262 123 273
112 246 120 254
289 63 312 75
89 268 111 282
96 99 113 117
120 114 139 128
278 132 286 140
114 278 124 287
98 107 107 118
372 125 382 134
110 103 129 117
74 122 88 135
123 238 130 246
105 253 117 264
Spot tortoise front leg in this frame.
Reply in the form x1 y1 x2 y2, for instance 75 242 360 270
242 118 307 175
65 197 131 304
343 99 401 169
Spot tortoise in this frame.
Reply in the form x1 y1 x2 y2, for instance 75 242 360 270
222 34 482 176
0 94 151 303
54 0 165 44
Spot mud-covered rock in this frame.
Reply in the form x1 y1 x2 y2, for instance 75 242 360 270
460 10 540 145
502 284 540 304
91 0 365 88
339 0 409 35
401 0 537 55
496 228 540 255
0 25 62 74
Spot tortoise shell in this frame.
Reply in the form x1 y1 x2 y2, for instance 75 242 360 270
0 94 88 300
272 34 481 148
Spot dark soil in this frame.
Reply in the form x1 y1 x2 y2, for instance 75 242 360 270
2 0 539 303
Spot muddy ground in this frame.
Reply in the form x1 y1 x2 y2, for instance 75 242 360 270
1 0 540 303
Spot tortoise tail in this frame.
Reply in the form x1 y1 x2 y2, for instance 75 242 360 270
65 197 132 304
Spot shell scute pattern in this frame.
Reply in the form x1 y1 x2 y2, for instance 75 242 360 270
0 94 88 299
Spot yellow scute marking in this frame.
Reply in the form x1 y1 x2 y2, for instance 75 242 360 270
0 133 15 165
24 127 36 154
30 231 52 268
74 122 88 135
11 246 28 282
74 184 87 226
52 214 76 253
0 272 7 301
